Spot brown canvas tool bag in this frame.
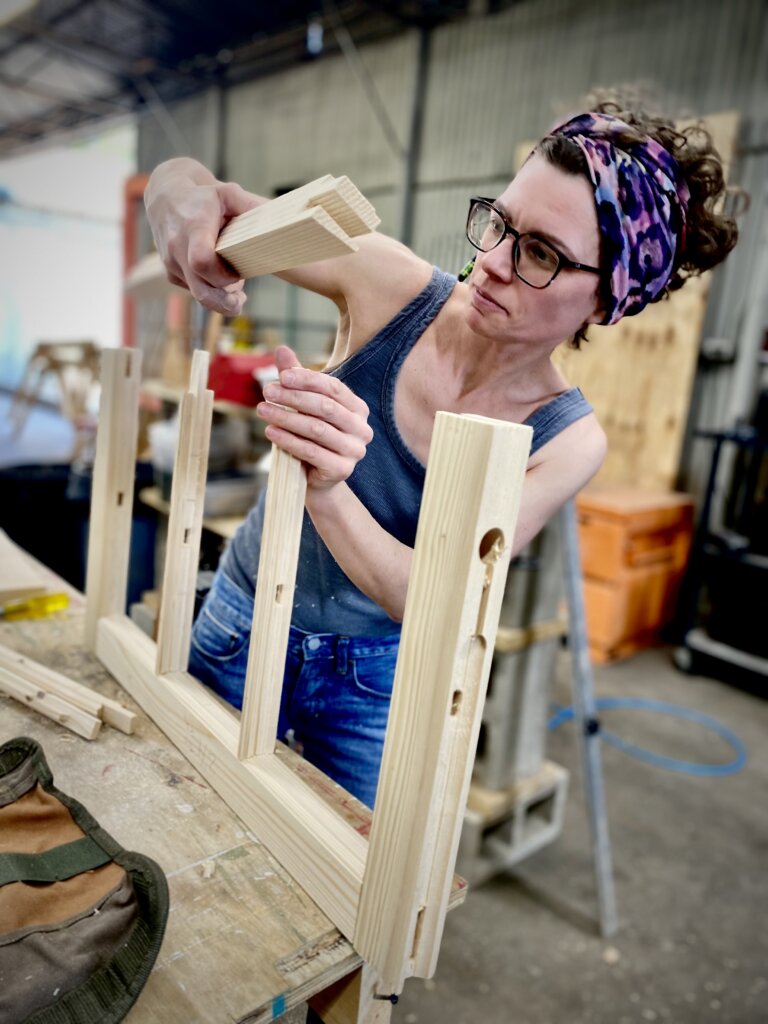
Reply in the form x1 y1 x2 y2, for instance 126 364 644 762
0 736 169 1024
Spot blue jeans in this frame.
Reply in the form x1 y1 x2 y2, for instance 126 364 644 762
188 571 400 809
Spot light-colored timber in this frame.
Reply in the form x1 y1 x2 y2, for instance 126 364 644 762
0 529 48 604
308 965 392 1024
215 175 380 279
155 350 214 674
238 446 307 759
0 642 135 733
0 665 101 739
83 347 141 650
354 414 532 994
96 612 367 941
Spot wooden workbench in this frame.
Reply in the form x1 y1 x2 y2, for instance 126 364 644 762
0 599 365 1023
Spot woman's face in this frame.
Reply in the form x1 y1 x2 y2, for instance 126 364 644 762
465 154 604 349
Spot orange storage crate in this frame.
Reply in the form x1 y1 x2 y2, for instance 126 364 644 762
575 486 694 663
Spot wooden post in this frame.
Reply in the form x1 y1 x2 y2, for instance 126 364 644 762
354 412 532 994
84 347 141 650
308 965 392 1024
238 446 307 760
155 351 214 674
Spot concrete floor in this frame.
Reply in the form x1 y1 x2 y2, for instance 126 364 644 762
3 396 766 1024
386 647 767 1024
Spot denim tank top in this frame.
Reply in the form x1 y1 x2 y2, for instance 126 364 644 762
222 266 593 635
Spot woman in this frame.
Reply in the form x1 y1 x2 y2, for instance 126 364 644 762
145 96 737 808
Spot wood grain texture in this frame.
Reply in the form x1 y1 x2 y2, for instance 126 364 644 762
239 446 307 759
97 613 368 939
0 529 48 603
308 964 392 1024
355 412 532 994
215 175 380 279
0 642 135 733
84 347 141 649
155 351 214 675
0 665 101 739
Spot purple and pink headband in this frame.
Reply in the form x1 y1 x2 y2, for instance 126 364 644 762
546 112 690 325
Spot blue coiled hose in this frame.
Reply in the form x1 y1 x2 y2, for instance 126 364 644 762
548 697 747 776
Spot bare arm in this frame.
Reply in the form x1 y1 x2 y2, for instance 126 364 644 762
510 413 607 556
144 157 431 341
258 349 607 621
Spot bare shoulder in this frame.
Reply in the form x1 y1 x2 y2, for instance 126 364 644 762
511 412 607 556
529 410 607 479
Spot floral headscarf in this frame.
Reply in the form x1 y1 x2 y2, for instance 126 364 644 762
548 112 689 325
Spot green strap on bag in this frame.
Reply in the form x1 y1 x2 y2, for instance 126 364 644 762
0 736 169 1024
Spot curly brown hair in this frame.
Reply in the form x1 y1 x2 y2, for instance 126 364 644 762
536 86 741 347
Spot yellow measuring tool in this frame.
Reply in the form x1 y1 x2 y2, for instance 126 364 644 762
0 592 70 621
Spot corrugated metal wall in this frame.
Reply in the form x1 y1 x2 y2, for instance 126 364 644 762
136 0 768 493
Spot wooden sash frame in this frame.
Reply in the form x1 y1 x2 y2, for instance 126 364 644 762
86 346 532 1005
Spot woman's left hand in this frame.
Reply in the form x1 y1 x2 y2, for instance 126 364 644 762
257 346 373 491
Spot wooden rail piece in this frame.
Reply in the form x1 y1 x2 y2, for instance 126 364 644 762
0 665 101 740
0 528 48 604
238 447 307 759
155 351 214 675
354 412 533 995
0 642 136 733
84 347 141 650
308 964 392 1024
215 175 380 279
494 617 568 654
97 612 367 939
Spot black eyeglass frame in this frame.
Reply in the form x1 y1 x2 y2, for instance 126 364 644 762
466 196 603 289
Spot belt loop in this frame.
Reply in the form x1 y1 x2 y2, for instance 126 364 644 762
336 636 349 675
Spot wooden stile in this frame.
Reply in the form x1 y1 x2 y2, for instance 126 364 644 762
238 446 307 759
354 414 532 993
84 347 141 650
155 350 214 674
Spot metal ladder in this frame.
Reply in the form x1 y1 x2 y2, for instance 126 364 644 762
560 498 618 938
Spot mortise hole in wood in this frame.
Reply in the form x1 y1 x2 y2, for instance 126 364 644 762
410 906 426 960
183 528 191 545
275 583 284 604
450 689 462 716
478 527 505 563
116 492 124 507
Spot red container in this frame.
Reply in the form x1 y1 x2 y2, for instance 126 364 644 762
207 351 277 407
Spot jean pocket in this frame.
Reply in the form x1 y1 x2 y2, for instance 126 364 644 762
190 574 252 663
351 650 397 698
192 607 250 662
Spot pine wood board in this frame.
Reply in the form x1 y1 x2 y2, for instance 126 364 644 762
0 665 102 739
239 446 307 759
83 348 141 649
0 528 49 603
155 351 214 674
97 612 368 941
215 174 380 279
0 642 135 733
354 415 533 992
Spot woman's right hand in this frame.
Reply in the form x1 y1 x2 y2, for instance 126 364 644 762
144 159 264 314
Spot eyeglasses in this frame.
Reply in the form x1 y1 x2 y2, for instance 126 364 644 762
465 197 602 289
